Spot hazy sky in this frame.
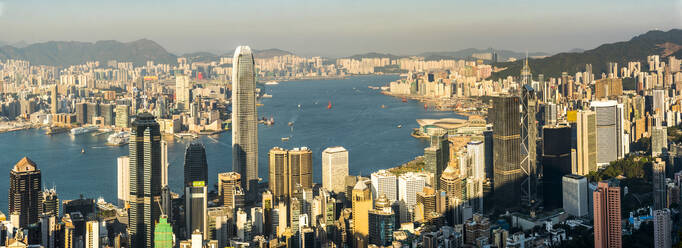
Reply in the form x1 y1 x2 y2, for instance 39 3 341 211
1 0 680 57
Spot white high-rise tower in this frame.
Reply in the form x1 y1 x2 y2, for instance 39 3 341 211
232 46 258 191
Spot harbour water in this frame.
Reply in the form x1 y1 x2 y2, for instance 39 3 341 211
0 75 463 211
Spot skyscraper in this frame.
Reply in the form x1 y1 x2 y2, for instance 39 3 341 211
128 113 162 248
562 175 588 217
653 208 671 248
288 147 313 193
232 45 259 192
542 125 572 210
653 158 667 210
520 85 538 207
218 172 241 207
321 146 349 194
651 126 668 157
9 157 42 228
352 180 372 248
467 141 485 180
85 220 99 248
371 170 398 203
51 84 58 115
117 156 129 207
154 215 174 248
42 188 59 217
115 105 130 129
184 143 208 187
368 194 395 247
593 180 621 248
591 100 623 166
175 73 191 110
575 110 597 175
492 96 522 209
269 147 289 200
398 172 427 213
185 181 208 239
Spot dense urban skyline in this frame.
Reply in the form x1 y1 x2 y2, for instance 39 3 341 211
0 0 680 56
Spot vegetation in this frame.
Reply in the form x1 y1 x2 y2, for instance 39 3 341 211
388 156 425 176
623 222 655 248
586 155 652 182
492 29 682 79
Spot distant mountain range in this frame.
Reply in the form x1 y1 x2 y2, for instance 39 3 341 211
3 30 677 70
0 39 177 66
346 49 548 61
493 29 682 79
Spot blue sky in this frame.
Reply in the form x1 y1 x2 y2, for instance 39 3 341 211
0 0 680 56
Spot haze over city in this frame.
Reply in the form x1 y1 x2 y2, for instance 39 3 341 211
1 0 681 56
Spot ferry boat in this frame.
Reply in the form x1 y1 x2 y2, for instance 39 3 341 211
70 126 98 135
106 131 130 146
281 137 290 141
265 81 279 85
262 93 273 98
327 101 332 109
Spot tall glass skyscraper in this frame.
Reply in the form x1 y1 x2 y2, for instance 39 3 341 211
232 45 258 192
128 113 162 248
184 142 208 187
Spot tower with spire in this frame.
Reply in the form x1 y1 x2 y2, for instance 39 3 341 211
521 54 532 86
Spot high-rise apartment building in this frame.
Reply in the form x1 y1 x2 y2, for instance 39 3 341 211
85 220 99 248
371 170 397 203
575 110 597 175
232 45 259 192
128 113 162 248
653 158 667 210
9 157 42 228
562 175 588 217
322 147 349 194
175 73 191 110
492 96 522 209
51 84 58 115
184 143 208 187
114 105 130 129
593 180 621 248
651 126 668 157
117 156 129 207
653 208 671 248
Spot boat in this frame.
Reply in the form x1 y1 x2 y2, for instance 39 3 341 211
424 103 428 110
265 81 279 85
70 126 98 135
262 93 273 98
327 101 332 109
297 104 301 108
106 131 130 146
397 125 402 128
402 97 407 103
81 148 85 154
381 105 386 109
288 122 293 126
281 137 290 141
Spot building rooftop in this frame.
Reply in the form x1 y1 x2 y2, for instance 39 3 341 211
323 146 347 153
13 157 37 172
